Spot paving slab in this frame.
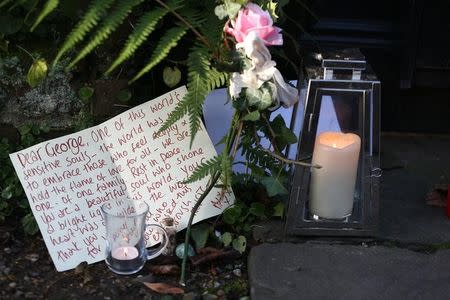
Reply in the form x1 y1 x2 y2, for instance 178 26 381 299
380 134 450 243
249 243 450 300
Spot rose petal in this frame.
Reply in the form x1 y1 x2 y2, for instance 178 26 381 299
223 2 281 46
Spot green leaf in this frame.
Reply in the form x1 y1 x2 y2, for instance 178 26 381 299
242 110 260 122
214 4 227 20
220 232 232 247
18 197 29 209
232 235 246 254
78 86 94 103
0 34 9 53
249 202 265 217
214 1 241 20
39 123 50 133
246 87 272 111
175 243 195 258
270 114 297 150
261 176 288 197
262 0 279 21
31 125 40 135
0 0 13 10
163 66 181 88
1 185 13 199
223 205 243 225
116 89 132 103
22 213 39 235
30 0 59 32
0 15 22 35
18 124 32 136
190 223 210 250
273 202 284 217
27 59 48 88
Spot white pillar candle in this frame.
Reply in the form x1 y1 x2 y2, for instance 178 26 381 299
309 131 361 219
111 246 139 260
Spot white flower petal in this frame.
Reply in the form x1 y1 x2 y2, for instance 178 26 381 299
272 69 298 108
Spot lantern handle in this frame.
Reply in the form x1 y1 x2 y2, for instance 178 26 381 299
370 168 382 178
322 59 366 80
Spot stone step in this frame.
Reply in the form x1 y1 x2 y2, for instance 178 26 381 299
249 243 450 300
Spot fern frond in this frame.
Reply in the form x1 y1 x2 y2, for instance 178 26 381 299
219 154 233 188
0 0 13 10
53 0 116 66
129 25 188 83
157 43 228 148
158 97 190 135
67 0 143 70
240 128 281 173
198 6 225 46
105 0 182 75
184 156 221 183
8 0 27 11
178 7 207 28
186 72 209 148
31 0 59 32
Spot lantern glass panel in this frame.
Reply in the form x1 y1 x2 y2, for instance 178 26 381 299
303 89 367 224
285 56 380 236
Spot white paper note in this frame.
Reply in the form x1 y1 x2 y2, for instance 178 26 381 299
9 86 234 272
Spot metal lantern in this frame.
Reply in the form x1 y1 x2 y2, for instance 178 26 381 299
285 56 381 236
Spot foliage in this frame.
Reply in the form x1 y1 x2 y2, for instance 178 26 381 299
0 52 84 235
30 0 59 32
74 85 94 131
26 58 48 88
190 222 211 250
163 66 181 88
0 123 52 235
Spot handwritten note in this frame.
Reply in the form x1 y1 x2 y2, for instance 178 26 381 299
9 86 234 271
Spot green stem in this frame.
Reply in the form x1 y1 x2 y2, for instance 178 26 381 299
179 112 241 285
180 171 221 285
16 45 36 61
154 0 211 49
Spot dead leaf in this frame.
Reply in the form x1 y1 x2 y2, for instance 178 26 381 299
147 264 180 275
134 274 154 283
197 247 221 255
425 184 448 207
83 271 93 284
74 262 88 275
143 282 184 294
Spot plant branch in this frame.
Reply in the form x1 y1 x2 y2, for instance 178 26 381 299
180 113 241 285
261 114 280 153
180 171 221 286
259 143 321 168
16 45 36 61
230 121 243 160
154 0 211 49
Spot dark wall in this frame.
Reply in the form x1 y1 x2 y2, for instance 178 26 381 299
293 0 450 133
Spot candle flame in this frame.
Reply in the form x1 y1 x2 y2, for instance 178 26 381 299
124 247 128 257
332 143 337 148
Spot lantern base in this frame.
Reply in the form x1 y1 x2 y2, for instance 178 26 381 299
311 214 351 222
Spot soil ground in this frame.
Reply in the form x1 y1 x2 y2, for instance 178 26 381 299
0 222 249 300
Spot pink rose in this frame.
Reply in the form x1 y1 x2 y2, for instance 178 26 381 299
225 3 283 46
